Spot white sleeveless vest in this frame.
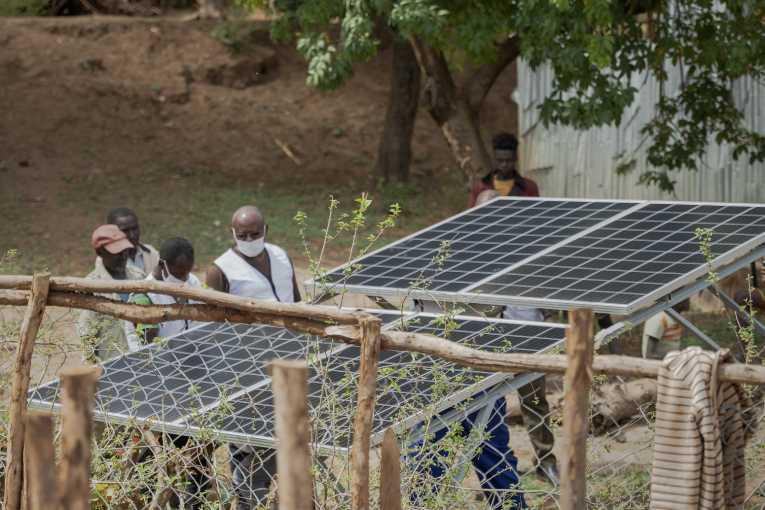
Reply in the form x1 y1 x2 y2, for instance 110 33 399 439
148 273 202 338
214 244 295 303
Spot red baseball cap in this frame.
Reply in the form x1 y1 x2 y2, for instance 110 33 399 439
91 224 133 254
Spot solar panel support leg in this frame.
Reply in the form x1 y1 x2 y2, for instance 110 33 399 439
450 399 496 484
665 307 721 351
712 285 765 340
315 457 350 507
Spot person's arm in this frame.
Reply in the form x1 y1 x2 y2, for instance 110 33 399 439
521 178 540 197
205 264 229 293
467 181 487 208
292 272 302 303
128 293 159 346
76 309 100 363
289 258 302 302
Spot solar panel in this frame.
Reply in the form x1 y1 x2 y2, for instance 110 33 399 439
27 311 566 451
468 202 765 311
311 198 765 314
314 199 638 293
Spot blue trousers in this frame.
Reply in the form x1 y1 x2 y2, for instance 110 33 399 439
410 397 527 509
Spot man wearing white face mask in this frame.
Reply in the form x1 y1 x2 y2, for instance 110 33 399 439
206 205 301 510
206 205 301 304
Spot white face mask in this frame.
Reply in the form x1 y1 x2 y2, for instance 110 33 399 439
233 229 266 257
162 261 187 285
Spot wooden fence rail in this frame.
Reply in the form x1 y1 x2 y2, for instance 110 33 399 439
1 279 764 385
2 273 765 510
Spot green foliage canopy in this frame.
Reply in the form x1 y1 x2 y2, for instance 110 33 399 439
245 0 765 191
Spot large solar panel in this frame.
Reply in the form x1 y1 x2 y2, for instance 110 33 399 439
313 199 638 293
27 311 566 452
311 198 765 314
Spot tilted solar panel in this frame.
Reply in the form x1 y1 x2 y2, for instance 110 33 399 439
313 199 637 293
211 313 566 449
469 202 765 311
310 198 765 314
27 310 566 451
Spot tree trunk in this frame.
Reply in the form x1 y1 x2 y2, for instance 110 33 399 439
408 37 519 185
375 35 421 183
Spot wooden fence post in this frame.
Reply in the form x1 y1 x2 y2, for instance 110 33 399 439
270 359 313 510
379 428 402 510
24 413 57 510
561 309 594 510
58 366 100 510
3 272 50 510
350 316 382 510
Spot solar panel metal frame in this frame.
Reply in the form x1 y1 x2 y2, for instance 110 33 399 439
308 197 765 315
368 313 567 447
27 310 566 455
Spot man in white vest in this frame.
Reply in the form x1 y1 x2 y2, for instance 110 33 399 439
206 205 301 509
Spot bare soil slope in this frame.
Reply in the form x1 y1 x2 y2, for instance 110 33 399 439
0 15 518 274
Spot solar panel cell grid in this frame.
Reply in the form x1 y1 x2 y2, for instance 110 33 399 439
314 198 765 313
28 311 566 449
203 315 566 448
472 202 765 308
319 199 638 293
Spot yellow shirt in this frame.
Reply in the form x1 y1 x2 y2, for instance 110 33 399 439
493 177 515 196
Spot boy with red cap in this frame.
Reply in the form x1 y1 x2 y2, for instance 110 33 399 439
77 224 144 362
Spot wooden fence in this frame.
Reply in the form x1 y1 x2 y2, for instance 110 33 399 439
2 273 764 510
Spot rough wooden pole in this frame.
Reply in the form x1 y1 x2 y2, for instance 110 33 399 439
3 272 50 510
379 428 402 510
270 359 313 510
561 309 594 510
24 413 57 510
350 317 382 510
58 366 100 510
2 286 765 385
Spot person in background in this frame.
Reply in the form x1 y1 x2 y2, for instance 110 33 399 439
124 237 201 350
107 207 160 277
468 132 540 207
642 300 690 360
206 205 300 510
77 224 144 362
123 238 210 508
473 189 559 486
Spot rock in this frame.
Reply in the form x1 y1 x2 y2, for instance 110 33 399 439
79 58 105 72
195 49 278 90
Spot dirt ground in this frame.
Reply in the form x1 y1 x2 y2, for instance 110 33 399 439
0 14 518 276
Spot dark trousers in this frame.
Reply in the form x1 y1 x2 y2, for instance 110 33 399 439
518 376 555 466
229 445 278 509
410 397 527 509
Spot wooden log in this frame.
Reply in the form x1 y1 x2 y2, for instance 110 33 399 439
3 272 50 510
374 330 765 386
379 428 402 510
58 366 100 510
270 360 313 510
0 275 361 325
2 288 765 386
560 310 594 510
0 289 354 339
24 413 57 510
350 317 382 510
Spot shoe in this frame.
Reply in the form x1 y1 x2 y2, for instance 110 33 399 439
536 460 560 486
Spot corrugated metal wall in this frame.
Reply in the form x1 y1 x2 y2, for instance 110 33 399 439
517 62 765 202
